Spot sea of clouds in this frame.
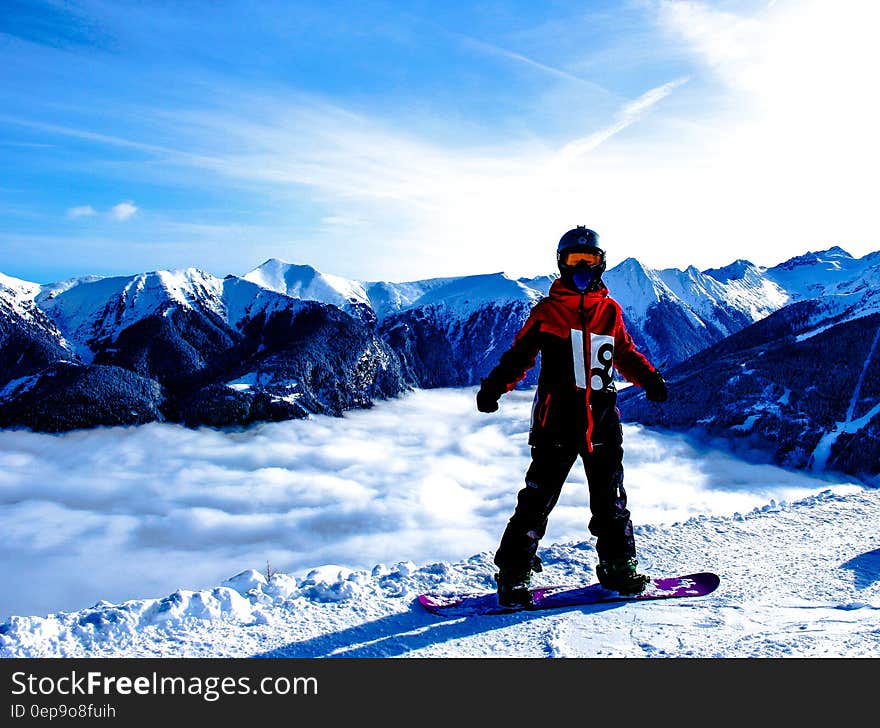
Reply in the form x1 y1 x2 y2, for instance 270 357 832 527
0 387 861 618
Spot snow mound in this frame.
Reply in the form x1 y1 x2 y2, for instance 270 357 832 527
0 587 254 656
220 569 268 595
0 559 438 657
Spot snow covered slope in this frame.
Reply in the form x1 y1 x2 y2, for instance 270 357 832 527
244 260 541 322
616 246 880 484
0 272 44 323
242 262 548 388
376 273 543 387
0 273 73 389
240 255 798 387
380 272 542 317
34 268 226 361
244 260 376 324
2 486 877 658
245 249 860 383
621 302 880 483
603 258 787 365
244 260 369 307
762 246 880 301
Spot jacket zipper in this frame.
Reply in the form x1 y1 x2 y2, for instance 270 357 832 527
579 293 594 452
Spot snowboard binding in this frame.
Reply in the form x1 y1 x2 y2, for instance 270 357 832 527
494 570 533 608
596 557 650 596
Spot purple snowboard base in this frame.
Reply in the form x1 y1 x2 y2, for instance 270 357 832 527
418 572 720 617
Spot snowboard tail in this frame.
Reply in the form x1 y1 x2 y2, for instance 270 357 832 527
418 572 720 617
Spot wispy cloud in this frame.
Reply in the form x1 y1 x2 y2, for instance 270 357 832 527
551 76 690 167
0 141 55 149
9 0 877 283
66 200 138 222
15 75 688 278
110 200 137 221
67 205 96 219
655 0 880 260
94 80 688 277
0 115 177 157
449 30 612 95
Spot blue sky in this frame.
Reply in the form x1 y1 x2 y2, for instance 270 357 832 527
1 0 878 283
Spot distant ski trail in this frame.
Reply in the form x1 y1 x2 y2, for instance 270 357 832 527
812 324 880 470
846 325 880 422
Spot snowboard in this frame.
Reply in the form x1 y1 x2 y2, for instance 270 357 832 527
418 572 720 617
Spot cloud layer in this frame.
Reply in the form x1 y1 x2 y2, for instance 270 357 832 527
0 387 859 618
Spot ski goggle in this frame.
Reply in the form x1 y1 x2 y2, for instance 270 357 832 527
562 250 603 266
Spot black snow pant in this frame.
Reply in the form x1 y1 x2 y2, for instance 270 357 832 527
493 442 636 576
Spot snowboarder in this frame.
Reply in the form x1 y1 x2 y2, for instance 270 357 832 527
476 226 668 607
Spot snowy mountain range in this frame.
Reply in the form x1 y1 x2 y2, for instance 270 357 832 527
0 269 404 430
620 246 880 482
1 245 878 482
243 256 789 373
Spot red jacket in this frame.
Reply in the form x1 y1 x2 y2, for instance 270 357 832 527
482 278 657 451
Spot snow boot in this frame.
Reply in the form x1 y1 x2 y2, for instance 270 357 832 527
596 557 650 595
494 569 533 608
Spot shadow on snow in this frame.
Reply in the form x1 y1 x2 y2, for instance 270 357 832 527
252 599 625 658
841 548 880 590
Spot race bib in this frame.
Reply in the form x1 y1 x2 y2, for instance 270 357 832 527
590 333 614 391
570 331 615 390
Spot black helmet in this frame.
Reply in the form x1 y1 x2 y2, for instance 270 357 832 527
556 226 605 291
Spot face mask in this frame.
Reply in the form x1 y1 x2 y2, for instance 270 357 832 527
572 266 594 292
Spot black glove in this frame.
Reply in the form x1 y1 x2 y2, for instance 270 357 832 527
643 370 668 402
476 385 500 413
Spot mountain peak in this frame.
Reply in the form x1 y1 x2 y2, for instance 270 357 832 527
0 272 39 291
603 257 667 312
775 246 853 271
247 259 319 286
255 258 315 272
703 259 757 282
824 245 852 258
244 259 369 312
614 257 650 275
